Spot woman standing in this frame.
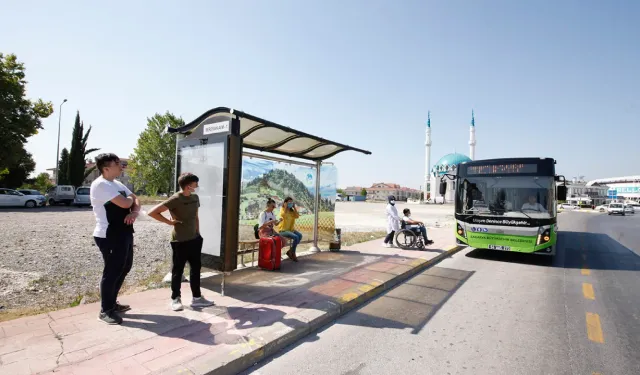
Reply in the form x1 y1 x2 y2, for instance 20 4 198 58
383 195 401 248
278 197 302 262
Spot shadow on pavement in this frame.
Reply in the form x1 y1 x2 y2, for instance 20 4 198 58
194 250 459 344
122 305 313 347
340 266 474 335
464 230 640 272
240 266 473 374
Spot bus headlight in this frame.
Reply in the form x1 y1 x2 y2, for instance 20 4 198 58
537 228 551 245
457 223 466 238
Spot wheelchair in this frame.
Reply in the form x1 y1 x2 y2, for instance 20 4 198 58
395 221 428 250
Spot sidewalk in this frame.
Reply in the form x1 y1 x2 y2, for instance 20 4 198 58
0 226 461 375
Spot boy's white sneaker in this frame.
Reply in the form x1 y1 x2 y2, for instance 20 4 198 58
171 297 183 311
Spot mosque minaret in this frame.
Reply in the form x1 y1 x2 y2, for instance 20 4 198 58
424 111 477 202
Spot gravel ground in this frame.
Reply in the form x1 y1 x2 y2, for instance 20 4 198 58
0 205 172 315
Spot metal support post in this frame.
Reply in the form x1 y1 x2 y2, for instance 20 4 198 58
308 160 322 253
221 272 226 296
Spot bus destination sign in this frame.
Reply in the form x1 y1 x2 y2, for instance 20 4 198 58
467 163 538 175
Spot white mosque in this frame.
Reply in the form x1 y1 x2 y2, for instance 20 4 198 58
423 111 477 203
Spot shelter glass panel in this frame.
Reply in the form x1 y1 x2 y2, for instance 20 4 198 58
178 142 225 256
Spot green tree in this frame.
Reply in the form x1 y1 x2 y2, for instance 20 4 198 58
0 53 53 184
58 148 70 185
129 112 183 195
337 188 345 195
20 172 53 193
67 111 99 187
360 188 367 196
0 148 35 188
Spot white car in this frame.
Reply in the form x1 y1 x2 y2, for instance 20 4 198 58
45 185 76 206
625 202 640 213
595 205 608 212
607 203 625 216
559 203 579 210
0 188 44 208
17 189 47 207
74 186 91 206
624 205 634 215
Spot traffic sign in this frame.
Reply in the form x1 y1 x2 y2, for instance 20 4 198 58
608 189 617 200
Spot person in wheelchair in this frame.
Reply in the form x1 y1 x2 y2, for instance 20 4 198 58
402 208 434 245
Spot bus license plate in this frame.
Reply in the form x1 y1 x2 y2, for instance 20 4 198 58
488 245 510 251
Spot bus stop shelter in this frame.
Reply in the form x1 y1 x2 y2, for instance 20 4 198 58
167 107 371 277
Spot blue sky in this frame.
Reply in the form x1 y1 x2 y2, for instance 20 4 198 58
2 0 639 189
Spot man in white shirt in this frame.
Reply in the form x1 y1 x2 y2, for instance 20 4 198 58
90 153 140 325
402 208 434 245
521 195 546 212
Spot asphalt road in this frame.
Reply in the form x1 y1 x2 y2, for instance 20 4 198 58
242 211 640 375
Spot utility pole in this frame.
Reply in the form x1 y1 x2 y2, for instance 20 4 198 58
55 99 68 185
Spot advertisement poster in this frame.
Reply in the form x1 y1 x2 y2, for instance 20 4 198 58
239 157 337 243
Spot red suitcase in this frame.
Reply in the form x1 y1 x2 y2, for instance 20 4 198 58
258 236 282 271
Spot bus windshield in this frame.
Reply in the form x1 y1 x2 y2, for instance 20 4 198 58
455 176 555 218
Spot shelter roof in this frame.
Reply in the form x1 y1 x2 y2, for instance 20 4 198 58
168 107 371 161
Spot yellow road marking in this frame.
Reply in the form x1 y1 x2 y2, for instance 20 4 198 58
338 292 359 304
581 266 591 276
358 284 374 293
582 283 595 300
586 312 605 343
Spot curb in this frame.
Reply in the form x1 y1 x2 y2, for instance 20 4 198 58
208 245 465 375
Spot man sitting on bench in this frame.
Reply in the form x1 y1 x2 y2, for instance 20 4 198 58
402 208 434 245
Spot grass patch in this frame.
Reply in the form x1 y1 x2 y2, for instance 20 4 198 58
125 258 172 294
69 295 83 307
340 230 387 246
0 306 55 323
137 195 167 205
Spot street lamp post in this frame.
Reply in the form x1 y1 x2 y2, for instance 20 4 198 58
55 99 68 186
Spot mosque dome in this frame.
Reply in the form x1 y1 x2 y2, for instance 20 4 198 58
431 153 472 175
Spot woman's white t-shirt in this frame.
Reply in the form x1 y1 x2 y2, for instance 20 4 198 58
258 211 276 227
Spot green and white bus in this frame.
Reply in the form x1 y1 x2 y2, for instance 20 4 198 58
442 157 567 256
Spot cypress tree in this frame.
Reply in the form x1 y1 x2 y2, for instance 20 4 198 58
58 148 70 185
67 112 99 187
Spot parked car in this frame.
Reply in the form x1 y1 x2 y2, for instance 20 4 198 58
74 186 91 206
595 205 607 212
17 189 47 207
624 204 635 215
559 203 579 210
45 185 76 206
0 188 44 208
625 202 640 213
607 203 625 216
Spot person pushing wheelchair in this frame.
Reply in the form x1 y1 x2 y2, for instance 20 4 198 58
402 208 434 245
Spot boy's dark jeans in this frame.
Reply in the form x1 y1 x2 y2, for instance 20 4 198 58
94 232 134 314
170 235 203 300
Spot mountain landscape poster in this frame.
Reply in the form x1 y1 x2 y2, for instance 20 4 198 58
239 157 337 242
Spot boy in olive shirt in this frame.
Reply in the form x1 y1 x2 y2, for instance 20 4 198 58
148 172 215 311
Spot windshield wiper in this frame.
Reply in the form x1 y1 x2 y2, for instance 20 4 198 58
511 209 533 219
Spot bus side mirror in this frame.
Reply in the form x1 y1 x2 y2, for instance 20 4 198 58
557 185 567 201
439 181 447 195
